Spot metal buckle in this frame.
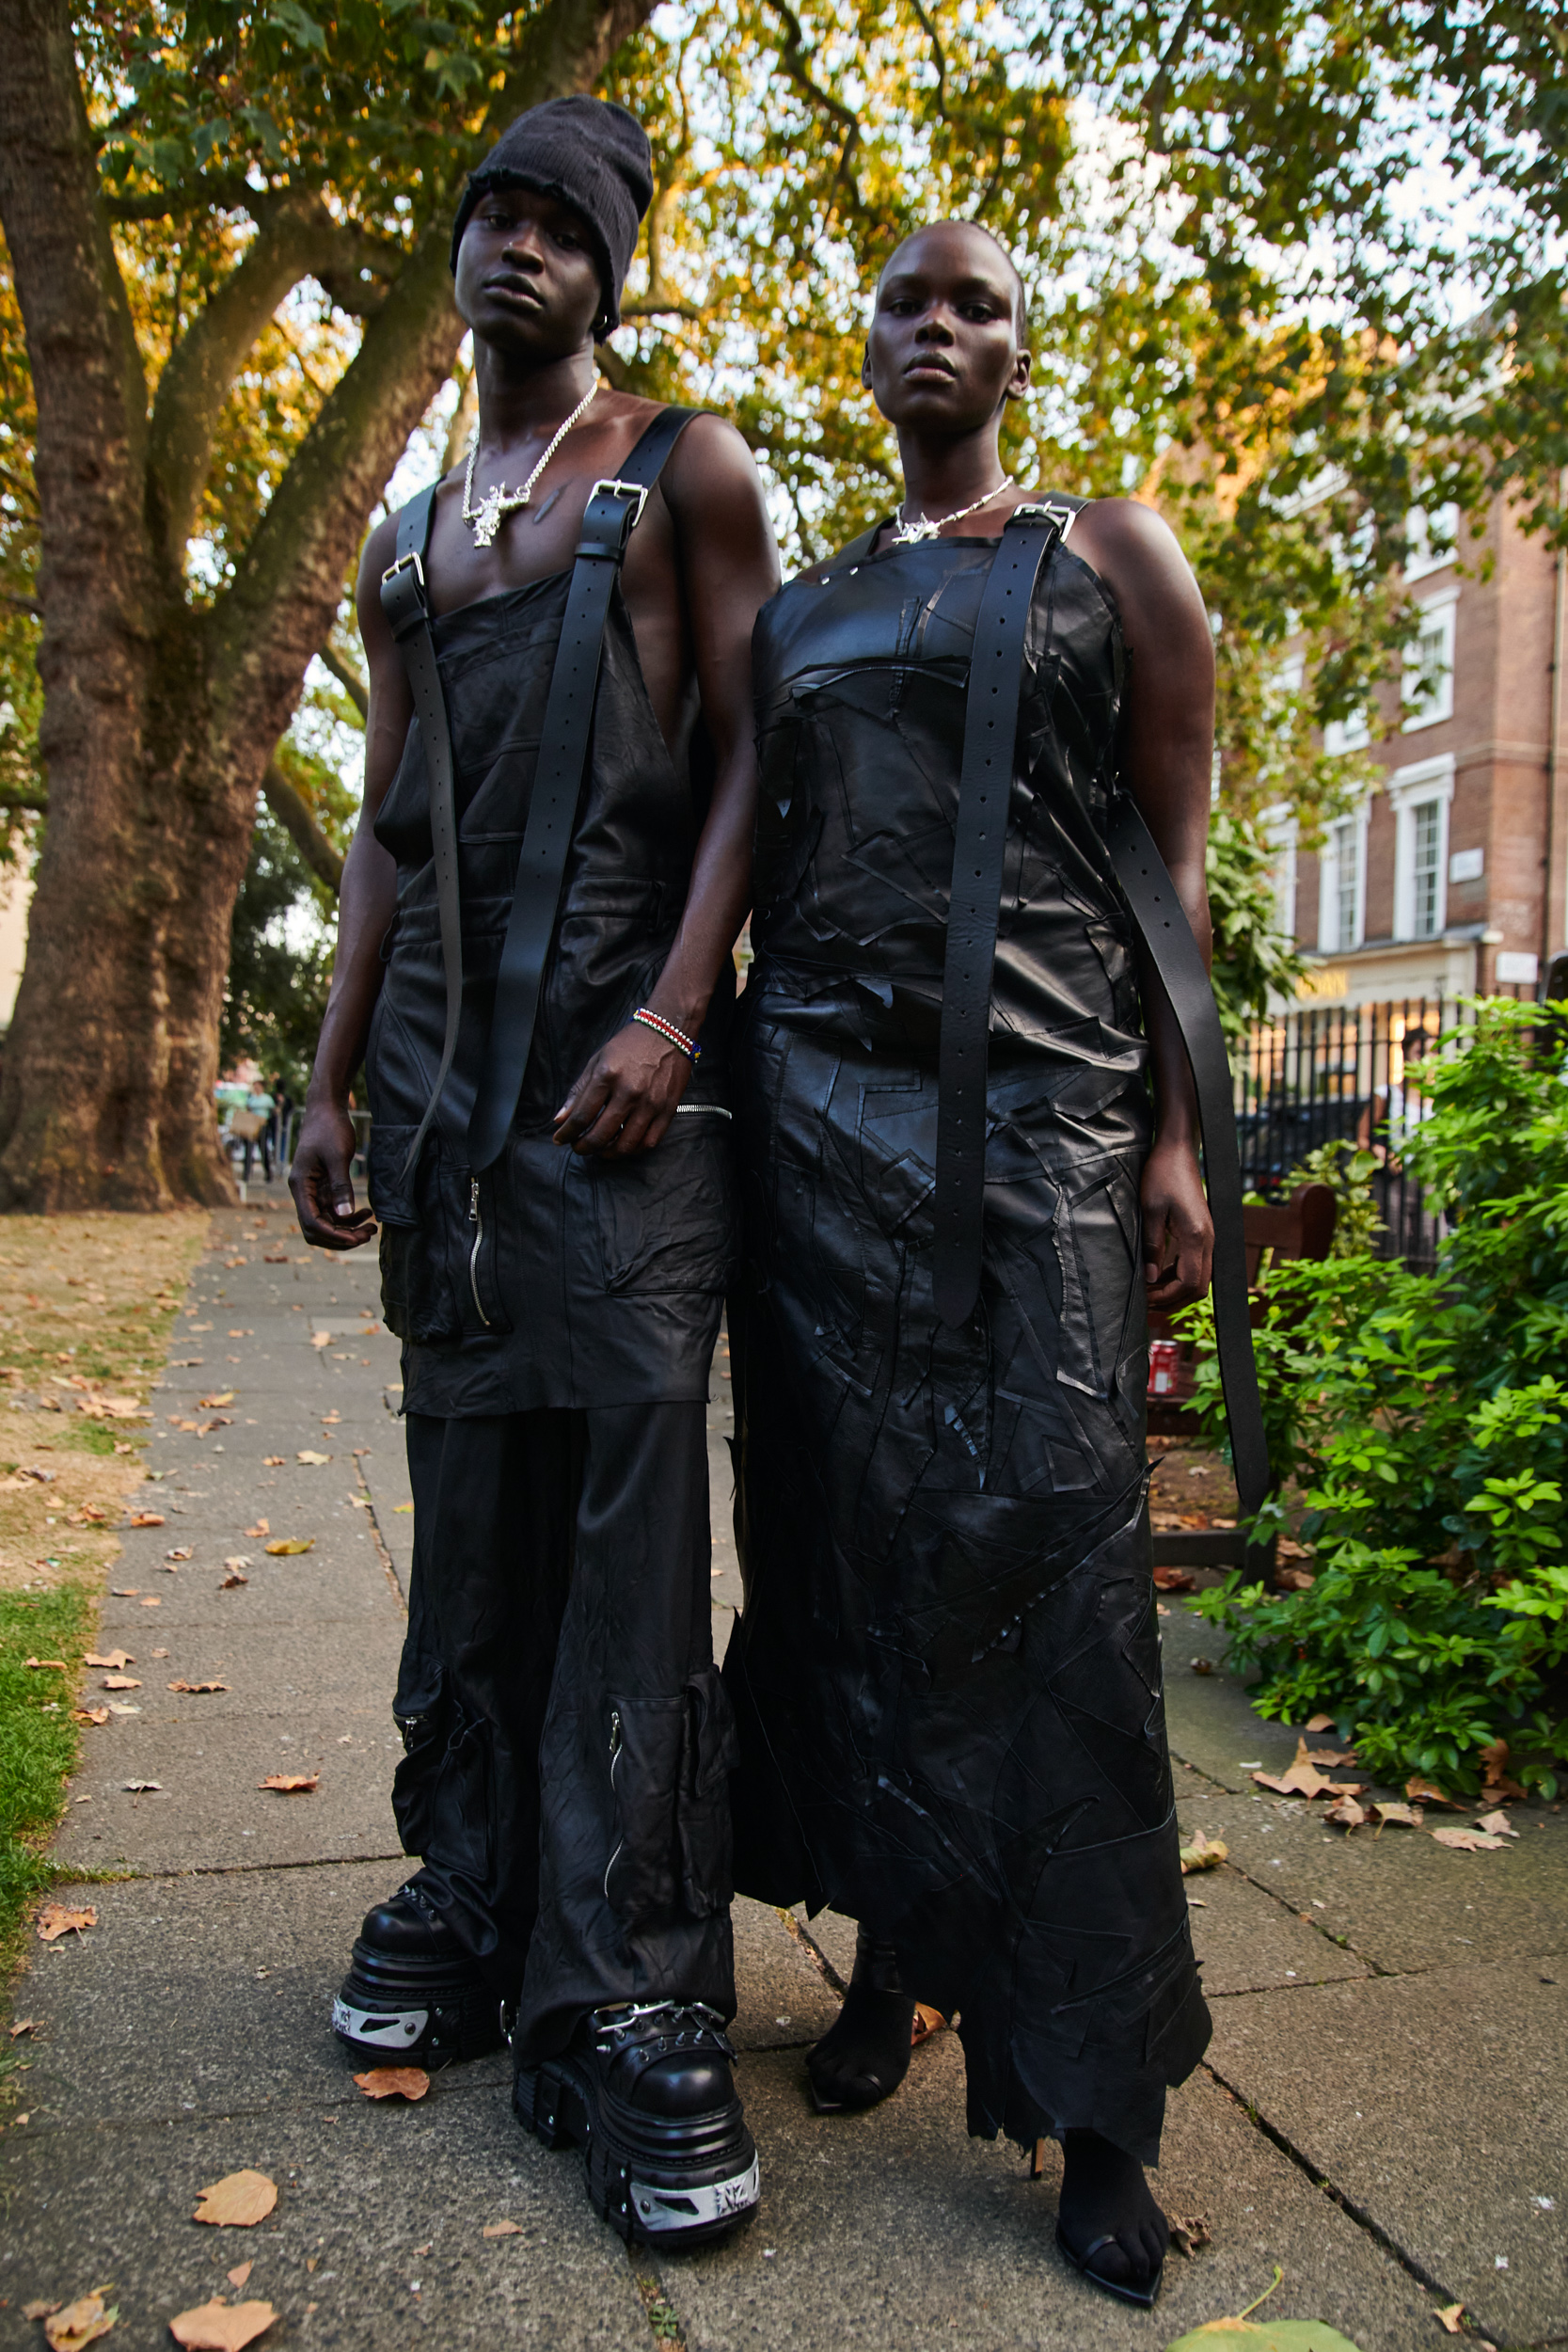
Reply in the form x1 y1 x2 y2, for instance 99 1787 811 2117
381 547 425 589
589 477 650 530
1010 500 1076 534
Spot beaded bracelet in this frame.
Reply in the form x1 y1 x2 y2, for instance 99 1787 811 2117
633 1007 702 1064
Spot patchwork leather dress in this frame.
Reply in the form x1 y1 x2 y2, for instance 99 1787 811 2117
723 525 1211 2163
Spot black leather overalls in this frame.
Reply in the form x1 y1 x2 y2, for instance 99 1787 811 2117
723 526 1211 2162
364 536 738 2058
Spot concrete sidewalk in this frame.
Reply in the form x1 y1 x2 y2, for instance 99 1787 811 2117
2 1199 1564 2349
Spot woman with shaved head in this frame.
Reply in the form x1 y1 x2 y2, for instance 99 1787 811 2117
724 219 1219 2306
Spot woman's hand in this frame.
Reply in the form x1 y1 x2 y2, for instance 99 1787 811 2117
1141 1135 1213 1311
553 1021 692 1156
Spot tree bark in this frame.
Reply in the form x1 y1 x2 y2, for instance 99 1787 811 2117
0 0 656 1211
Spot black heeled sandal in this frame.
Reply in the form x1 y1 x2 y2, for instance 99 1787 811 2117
805 1926 917 2114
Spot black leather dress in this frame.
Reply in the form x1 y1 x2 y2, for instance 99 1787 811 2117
723 527 1211 2163
367 571 734 1412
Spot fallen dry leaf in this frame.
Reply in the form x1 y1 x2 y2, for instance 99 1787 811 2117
1326 1793 1369 1830
22 2299 60 2320
1254 1759 1335 1800
220 1567 249 1589
25 1658 68 1671
168 1680 228 1694
482 2218 523 2237
262 1455 285 1467
199 1392 236 1409
128 1511 166 1528
353 2065 430 2100
138 1596 162 1608
244 1520 270 1538
1275 1565 1317 1591
295 1450 330 1466
1168 2213 1212 2257
193 2170 277 2228
262 1249 289 1264
1373 1802 1424 1830
1406 1776 1455 1806
310 1330 332 1350
1306 1747 1357 1767
1478 1738 1528 1804
122 1780 163 1793
1152 1564 1198 1593
84 1651 133 1670
1431 1825 1507 1852
10 2016 38 2037
258 1772 318 1793
72 1707 111 1725
42 2291 118 2349
36 1903 96 1943
1434 2305 1465 2335
226 2265 252 2290
166 1548 194 1562
1475 1809 1520 1838
102 1675 140 1690
1305 1713 1336 1731
264 1536 314 1555
911 2001 946 2045
167 2299 277 2352
1180 1830 1229 1874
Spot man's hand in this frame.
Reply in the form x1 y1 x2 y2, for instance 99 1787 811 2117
553 1021 691 1156
1141 1135 1213 1311
290 1103 378 1250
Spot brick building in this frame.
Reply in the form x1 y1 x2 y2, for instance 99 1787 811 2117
1268 494 1568 1006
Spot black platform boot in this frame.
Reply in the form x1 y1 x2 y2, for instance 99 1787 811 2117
333 1880 505 2069
515 2001 760 2247
805 1925 918 2113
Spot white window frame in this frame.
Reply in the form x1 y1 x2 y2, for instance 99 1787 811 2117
1260 804 1299 946
1324 707 1371 756
1388 755 1456 941
1317 800 1370 955
1404 501 1459 582
1402 582 1460 732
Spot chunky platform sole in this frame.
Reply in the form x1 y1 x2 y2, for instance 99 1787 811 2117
515 2055 760 2246
333 1934 504 2070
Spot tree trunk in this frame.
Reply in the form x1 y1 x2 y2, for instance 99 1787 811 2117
0 0 655 1211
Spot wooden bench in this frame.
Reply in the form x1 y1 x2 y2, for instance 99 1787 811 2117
1147 1180 1338 1575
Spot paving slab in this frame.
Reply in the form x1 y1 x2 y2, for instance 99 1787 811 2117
1175 1784 1568 1975
1206 1959 1568 2345
0 2091 650 2352
729 1899 843 2051
1184 1863 1369 1997
1160 1597 1307 1794
665 2039 1439 2352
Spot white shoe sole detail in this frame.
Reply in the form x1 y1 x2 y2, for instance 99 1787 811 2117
629 2153 760 2233
333 1995 429 2046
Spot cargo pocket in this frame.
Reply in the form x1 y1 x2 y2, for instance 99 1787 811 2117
678 1664 740 1917
595 1121 736 1296
604 1694 685 1929
369 1124 462 1345
397 1697 494 1886
390 1656 448 1860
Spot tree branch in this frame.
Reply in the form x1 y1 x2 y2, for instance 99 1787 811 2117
261 758 342 893
146 196 404 564
764 0 864 224
317 642 369 721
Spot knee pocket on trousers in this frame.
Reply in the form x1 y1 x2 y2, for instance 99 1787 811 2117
394 1684 494 1885
606 1667 739 1929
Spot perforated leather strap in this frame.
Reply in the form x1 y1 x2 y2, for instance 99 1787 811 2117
467 405 700 1172
1106 801 1273 1542
933 502 1073 1327
380 483 457 1182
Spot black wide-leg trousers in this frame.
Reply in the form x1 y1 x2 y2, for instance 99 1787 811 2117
391 1404 737 2065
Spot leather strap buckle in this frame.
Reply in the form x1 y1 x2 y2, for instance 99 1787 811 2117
588 476 651 529
1008 499 1076 534
381 547 426 590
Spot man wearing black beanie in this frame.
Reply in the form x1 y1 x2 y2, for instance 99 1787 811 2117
291 93 780 2247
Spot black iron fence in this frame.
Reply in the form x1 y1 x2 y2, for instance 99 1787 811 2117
1232 991 1539 1271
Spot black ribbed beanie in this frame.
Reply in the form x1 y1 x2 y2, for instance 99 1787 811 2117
450 97 653 335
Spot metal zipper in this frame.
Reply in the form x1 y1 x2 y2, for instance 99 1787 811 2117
604 1708 625 1901
467 1176 493 1328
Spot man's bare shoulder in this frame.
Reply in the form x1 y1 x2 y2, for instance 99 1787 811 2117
659 410 769 522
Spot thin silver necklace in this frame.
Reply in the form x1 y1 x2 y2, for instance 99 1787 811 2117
890 475 1016 547
462 381 600 549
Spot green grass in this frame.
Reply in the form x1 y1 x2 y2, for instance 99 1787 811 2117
0 1578 97 1968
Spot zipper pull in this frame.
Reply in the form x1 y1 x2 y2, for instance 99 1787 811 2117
469 1176 480 1224
609 1708 623 1761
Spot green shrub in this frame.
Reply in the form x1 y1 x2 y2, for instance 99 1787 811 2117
1185 996 1568 1795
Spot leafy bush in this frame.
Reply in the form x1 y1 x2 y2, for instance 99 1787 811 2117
1285 1137 1384 1257
1186 997 1568 1795
1207 811 1307 1044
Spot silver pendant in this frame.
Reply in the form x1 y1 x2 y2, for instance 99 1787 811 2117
470 487 527 550
891 514 940 547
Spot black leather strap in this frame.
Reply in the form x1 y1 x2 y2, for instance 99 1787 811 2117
1106 802 1273 1546
467 405 701 1171
380 484 458 1182
933 501 1076 1327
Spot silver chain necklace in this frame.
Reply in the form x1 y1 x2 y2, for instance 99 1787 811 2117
462 381 600 549
889 475 1016 547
